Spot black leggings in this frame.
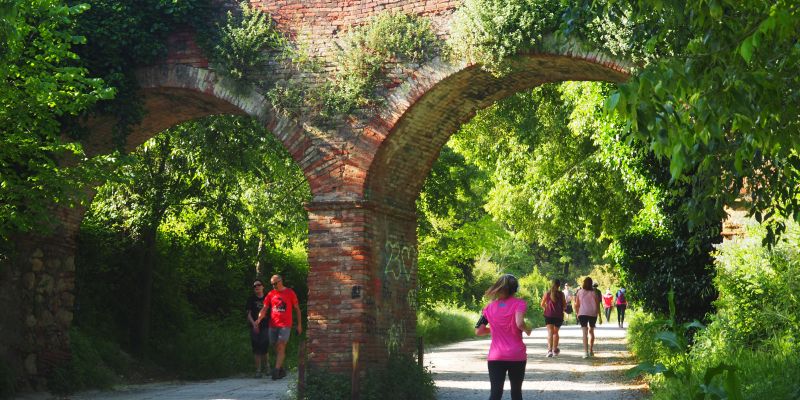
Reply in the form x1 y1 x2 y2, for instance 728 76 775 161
617 304 627 325
604 307 612 322
488 360 526 400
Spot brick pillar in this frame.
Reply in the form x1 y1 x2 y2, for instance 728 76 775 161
305 200 418 373
0 206 84 390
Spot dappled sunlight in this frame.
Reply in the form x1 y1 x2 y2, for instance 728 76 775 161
430 325 646 399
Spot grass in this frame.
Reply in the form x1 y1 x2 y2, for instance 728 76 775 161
417 303 477 346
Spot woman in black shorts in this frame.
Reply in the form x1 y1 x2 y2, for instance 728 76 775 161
540 279 566 357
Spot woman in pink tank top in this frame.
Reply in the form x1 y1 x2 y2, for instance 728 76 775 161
475 274 532 400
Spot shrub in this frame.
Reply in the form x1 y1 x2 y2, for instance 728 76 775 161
152 316 251 380
211 2 284 84
0 362 15 399
417 302 476 346
629 219 800 400
302 354 436 400
448 0 563 75
361 354 436 400
48 328 117 394
270 12 439 120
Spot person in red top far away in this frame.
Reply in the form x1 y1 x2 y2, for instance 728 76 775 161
602 288 614 324
475 274 532 400
255 274 302 380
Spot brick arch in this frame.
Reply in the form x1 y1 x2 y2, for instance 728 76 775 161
364 50 631 212
82 64 306 159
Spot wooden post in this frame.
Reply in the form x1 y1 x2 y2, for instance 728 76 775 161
417 336 424 367
351 341 360 400
298 338 306 400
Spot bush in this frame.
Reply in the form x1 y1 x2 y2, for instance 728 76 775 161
629 219 800 399
0 362 15 399
48 328 118 394
417 303 476 346
448 0 563 75
361 354 436 400
302 354 436 400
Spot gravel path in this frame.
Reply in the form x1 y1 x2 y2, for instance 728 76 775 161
429 323 648 400
16 324 645 400
15 376 294 400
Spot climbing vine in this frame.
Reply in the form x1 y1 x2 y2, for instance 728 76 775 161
68 0 212 145
269 12 439 123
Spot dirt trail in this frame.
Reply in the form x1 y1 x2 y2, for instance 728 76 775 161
428 324 648 400
16 324 646 399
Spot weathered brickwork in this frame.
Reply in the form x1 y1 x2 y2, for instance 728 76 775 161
3 0 642 389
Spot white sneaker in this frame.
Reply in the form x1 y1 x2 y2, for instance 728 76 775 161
583 352 590 359
546 351 554 358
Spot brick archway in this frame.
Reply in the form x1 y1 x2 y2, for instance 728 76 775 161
1 1 637 389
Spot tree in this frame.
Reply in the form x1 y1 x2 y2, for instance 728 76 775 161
587 0 800 239
0 0 112 242
87 116 310 352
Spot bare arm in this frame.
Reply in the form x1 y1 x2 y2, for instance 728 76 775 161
540 293 548 309
516 311 532 336
294 302 303 334
475 324 491 336
574 292 581 315
247 309 257 328
255 305 267 325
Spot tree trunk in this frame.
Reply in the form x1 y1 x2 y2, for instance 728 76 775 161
132 225 157 355
254 234 264 278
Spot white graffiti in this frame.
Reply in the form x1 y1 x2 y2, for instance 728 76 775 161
384 241 416 281
386 321 406 354
407 289 418 311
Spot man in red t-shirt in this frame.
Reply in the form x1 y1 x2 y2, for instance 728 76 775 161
255 274 302 380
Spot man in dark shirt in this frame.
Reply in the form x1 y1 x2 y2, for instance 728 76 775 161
246 279 270 378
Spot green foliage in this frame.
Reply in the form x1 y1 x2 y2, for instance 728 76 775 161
0 360 15 399
302 354 436 400
709 220 800 348
270 12 438 121
152 316 251 379
0 0 112 239
211 2 284 84
361 354 436 400
416 303 475 346
595 0 800 238
48 328 119 394
612 212 718 322
69 0 209 143
73 114 310 382
448 0 563 75
301 369 351 400
629 218 800 399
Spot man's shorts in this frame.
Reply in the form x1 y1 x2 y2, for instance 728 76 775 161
544 317 564 327
269 327 292 343
251 326 269 354
578 315 598 328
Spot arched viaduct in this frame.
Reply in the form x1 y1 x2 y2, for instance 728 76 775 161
0 0 636 388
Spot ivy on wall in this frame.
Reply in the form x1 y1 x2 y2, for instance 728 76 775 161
68 0 212 145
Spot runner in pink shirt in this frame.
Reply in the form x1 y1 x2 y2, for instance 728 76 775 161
475 274 532 400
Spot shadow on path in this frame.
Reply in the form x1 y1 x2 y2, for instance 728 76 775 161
428 324 648 400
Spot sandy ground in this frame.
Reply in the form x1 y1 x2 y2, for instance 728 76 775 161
15 323 647 399
429 323 648 400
